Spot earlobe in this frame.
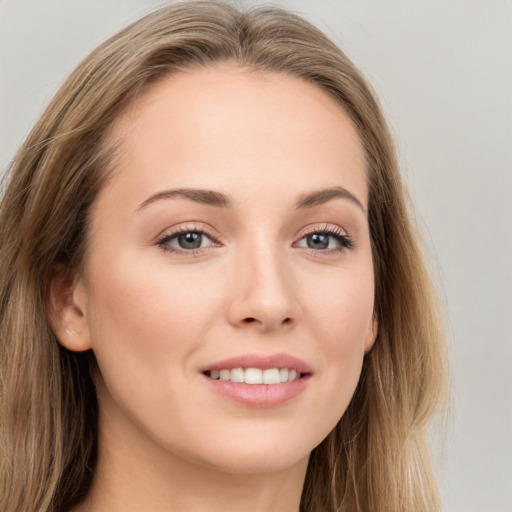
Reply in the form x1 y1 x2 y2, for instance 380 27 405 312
364 314 378 354
47 265 92 352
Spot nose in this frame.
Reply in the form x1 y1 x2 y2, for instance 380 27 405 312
226 241 300 333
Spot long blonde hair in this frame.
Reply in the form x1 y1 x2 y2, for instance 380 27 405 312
0 2 448 510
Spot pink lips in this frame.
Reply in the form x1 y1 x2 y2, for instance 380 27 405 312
200 352 312 408
202 352 312 374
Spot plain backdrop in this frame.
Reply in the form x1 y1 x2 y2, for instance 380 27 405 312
1 1 511 511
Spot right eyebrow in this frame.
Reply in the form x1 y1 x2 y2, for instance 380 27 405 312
136 188 232 211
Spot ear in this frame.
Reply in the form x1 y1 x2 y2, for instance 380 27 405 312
47 264 92 352
364 314 378 354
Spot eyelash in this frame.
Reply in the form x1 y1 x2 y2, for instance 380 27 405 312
156 224 355 256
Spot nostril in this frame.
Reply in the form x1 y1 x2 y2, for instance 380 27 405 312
240 317 293 327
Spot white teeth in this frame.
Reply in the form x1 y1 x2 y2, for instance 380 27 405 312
288 369 297 382
207 367 303 384
245 367 263 384
230 367 244 383
262 368 280 384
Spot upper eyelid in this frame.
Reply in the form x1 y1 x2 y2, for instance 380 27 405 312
295 223 350 240
300 223 347 234
156 222 349 241
156 223 219 242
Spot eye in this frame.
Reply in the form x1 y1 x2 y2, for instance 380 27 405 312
157 228 216 253
295 227 354 252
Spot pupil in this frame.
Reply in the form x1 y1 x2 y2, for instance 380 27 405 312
178 232 202 249
308 233 329 249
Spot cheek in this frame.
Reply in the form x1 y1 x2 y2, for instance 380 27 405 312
89 248 218 331
301 266 374 421
305 264 374 349
83 253 232 454
84 252 224 392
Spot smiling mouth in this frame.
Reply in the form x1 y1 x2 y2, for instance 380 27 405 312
203 367 308 384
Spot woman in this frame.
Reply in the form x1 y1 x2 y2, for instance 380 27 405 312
0 1 448 511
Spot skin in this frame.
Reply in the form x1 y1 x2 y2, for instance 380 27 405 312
50 64 377 512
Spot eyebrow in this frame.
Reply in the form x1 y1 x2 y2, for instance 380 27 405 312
137 188 232 210
295 186 366 213
136 186 365 213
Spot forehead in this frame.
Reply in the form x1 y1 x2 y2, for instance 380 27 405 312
101 64 367 212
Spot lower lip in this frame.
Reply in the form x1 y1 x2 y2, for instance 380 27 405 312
202 374 310 407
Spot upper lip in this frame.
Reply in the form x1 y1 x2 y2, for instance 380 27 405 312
201 352 312 374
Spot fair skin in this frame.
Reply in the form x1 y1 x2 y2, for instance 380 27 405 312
50 65 377 512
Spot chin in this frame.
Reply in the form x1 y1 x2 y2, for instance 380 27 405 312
168 423 323 476
195 445 312 476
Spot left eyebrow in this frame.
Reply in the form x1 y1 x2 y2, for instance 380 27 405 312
295 186 366 214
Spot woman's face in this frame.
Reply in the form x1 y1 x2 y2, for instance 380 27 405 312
70 65 376 475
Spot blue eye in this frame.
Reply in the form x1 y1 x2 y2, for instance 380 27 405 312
296 229 354 252
305 233 332 250
174 232 204 250
157 230 214 253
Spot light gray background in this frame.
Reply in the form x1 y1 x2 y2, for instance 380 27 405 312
1 1 511 511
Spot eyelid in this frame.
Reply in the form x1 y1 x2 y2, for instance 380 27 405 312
295 223 349 241
298 223 348 237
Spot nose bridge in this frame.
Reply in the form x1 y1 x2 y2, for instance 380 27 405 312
227 231 298 331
